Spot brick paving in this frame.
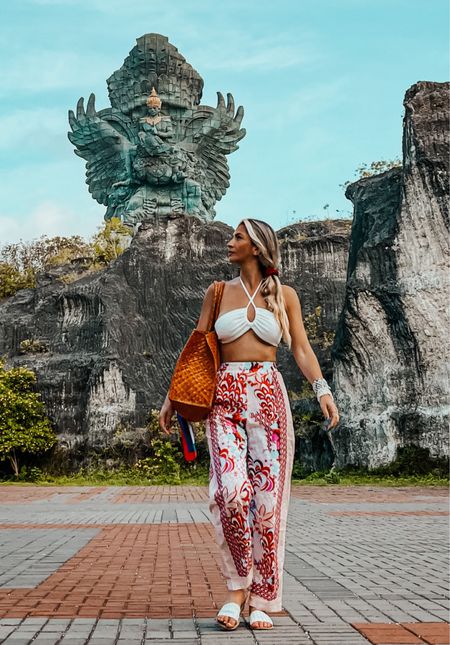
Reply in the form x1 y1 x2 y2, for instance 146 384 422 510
0 483 448 644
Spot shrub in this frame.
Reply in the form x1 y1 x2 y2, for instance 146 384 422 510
370 444 448 478
131 408 183 483
91 217 133 265
0 219 133 298
340 158 402 189
0 361 57 476
134 441 181 484
0 262 35 298
19 339 49 354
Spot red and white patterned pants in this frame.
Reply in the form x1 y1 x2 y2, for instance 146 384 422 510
205 360 295 612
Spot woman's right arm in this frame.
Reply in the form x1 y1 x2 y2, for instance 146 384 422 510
158 283 215 435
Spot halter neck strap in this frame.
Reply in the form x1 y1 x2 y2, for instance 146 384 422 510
239 277 263 305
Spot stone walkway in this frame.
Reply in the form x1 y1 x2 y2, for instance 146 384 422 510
0 484 448 644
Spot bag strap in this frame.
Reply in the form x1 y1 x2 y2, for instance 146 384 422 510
206 281 225 331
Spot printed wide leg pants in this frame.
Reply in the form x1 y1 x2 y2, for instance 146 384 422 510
205 360 295 612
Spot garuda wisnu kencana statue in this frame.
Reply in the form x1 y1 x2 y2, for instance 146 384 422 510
67 34 246 225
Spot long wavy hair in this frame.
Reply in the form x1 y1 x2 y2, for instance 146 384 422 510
239 218 292 349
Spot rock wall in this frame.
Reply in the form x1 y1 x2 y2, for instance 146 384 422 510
2 80 447 471
276 219 351 387
332 81 449 468
0 216 351 455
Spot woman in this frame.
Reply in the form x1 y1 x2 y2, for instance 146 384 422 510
159 218 339 631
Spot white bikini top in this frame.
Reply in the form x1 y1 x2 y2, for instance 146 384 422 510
214 277 282 346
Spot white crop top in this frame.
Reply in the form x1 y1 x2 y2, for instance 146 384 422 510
214 277 282 346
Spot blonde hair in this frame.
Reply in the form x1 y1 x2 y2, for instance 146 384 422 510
239 218 292 349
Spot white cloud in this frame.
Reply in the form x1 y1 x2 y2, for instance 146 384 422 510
0 199 102 246
189 31 323 72
246 76 350 132
28 0 169 7
28 0 78 3
0 216 26 246
0 49 111 94
0 159 81 197
283 77 351 121
199 42 319 72
32 201 76 236
0 107 66 151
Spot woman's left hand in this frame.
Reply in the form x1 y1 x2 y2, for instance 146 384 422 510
320 394 340 430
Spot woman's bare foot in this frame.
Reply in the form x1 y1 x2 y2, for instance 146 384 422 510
216 588 247 629
249 605 273 629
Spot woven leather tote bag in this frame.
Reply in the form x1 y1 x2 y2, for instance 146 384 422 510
168 280 225 421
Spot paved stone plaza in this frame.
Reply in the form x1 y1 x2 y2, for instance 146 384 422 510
0 484 448 644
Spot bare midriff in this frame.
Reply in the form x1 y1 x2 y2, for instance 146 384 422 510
219 329 278 363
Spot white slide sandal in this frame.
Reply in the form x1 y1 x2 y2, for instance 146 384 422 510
216 601 244 630
249 609 274 629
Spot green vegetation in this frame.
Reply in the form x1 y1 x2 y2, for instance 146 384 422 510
0 408 210 485
0 358 446 489
0 432 447 487
134 439 182 484
0 262 35 297
0 361 57 477
290 444 448 487
19 339 49 354
303 305 335 350
288 158 403 221
0 217 133 299
91 217 133 265
0 361 445 488
0 466 445 488
339 157 402 190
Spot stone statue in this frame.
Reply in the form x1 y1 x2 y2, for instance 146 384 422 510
137 88 175 155
67 34 246 225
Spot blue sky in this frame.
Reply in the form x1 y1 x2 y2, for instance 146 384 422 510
0 0 448 245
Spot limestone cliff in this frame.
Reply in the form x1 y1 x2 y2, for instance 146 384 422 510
1 80 447 472
332 81 449 468
0 217 350 457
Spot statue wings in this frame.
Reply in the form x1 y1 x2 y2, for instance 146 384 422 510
180 92 246 216
68 94 136 207
68 91 245 219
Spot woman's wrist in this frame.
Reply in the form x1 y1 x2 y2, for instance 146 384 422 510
311 377 334 403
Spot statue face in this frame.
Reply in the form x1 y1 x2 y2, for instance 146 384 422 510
147 105 160 116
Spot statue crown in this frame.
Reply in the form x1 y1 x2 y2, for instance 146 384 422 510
146 87 162 108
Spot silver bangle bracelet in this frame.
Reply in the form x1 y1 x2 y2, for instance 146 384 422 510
312 377 334 403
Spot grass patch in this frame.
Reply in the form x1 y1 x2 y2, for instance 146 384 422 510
0 466 446 488
291 471 448 487
291 445 448 487
0 441 447 488
0 463 210 486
